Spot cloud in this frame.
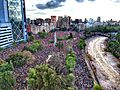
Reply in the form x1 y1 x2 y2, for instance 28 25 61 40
75 0 95 2
34 12 47 15
26 9 36 11
36 0 66 10
75 0 84 2
111 0 120 2
88 0 96 1
36 0 96 10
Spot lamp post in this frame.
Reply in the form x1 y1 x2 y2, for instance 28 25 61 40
54 32 57 46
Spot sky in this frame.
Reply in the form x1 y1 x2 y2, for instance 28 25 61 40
25 0 120 21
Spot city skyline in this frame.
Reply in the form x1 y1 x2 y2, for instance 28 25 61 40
25 0 120 21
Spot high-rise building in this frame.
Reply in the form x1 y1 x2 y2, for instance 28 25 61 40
56 16 71 29
8 0 27 42
57 16 62 28
51 16 57 27
97 16 101 22
35 18 44 26
0 0 13 48
75 19 79 24
0 0 9 23
62 16 71 29
0 0 27 48
45 18 51 25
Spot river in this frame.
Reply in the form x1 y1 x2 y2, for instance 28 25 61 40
86 36 120 90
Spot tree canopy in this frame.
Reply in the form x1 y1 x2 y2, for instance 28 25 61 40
28 64 75 90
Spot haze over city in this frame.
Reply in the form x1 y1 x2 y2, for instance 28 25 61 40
25 0 120 20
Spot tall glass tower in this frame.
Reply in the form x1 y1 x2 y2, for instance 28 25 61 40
0 0 13 48
7 0 27 42
0 0 9 23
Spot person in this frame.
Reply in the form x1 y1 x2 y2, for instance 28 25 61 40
22 80 27 90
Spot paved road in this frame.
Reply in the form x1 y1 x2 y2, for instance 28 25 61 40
87 36 120 90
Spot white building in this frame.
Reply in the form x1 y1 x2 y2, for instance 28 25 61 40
31 22 56 34
77 23 86 31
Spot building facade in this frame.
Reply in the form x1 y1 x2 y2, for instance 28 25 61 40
8 0 27 42
51 16 57 28
0 0 13 48
0 0 27 48
57 16 71 29
57 16 62 28
0 0 9 23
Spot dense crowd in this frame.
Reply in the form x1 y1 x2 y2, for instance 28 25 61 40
71 34 94 90
0 31 94 90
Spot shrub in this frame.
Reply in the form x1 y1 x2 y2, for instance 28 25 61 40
0 47 3 52
37 32 48 38
0 71 16 90
49 39 54 43
66 51 76 72
0 62 13 72
28 32 32 36
0 59 15 90
66 56 76 72
22 50 36 64
107 39 120 59
67 87 75 90
0 58 4 65
66 73 75 85
77 38 86 49
57 35 73 41
94 83 103 90
26 40 42 53
57 37 64 41
56 41 64 50
6 52 28 68
28 35 34 42
28 64 75 90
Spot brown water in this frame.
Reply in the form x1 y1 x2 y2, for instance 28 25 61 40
87 37 120 90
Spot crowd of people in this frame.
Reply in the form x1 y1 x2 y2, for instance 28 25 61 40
0 31 94 90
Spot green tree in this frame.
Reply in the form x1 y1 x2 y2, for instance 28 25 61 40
6 52 28 68
0 62 15 90
28 64 68 90
78 38 86 50
66 51 76 72
28 68 37 90
116 33 120 42
66 56 76 72
26 40 42 53
0 62 13 72
0 71 15 90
